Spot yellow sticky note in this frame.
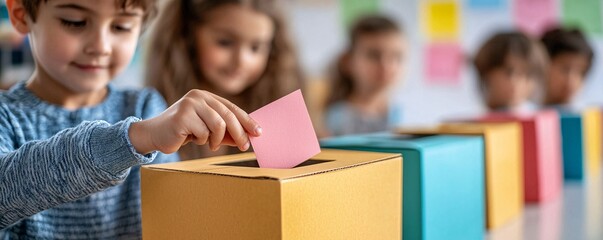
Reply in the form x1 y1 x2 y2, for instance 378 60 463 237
422 1 460 40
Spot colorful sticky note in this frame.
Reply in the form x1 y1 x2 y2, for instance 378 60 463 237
422 1 460 40
249 90 321 169
513 0 558 36
468 0 503 8
340 0 379 27
562 0 603 34
424 42 463 84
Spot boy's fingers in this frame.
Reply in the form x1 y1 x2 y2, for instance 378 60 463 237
183 135 193 146
220 134 238 147
195 103 226 151
189 121 210 146
205 96 250 151
211 93 262 137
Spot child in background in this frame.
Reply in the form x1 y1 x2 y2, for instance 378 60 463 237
473 31 548 113
146 0 303 160
0 0 261 238
541 27 594 108
324 15 405 136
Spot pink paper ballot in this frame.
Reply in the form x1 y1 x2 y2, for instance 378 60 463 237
249 90 321 169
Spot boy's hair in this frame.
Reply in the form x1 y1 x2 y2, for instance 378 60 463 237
21 0 157 24
541 26 593 74
474 31 547 83
145 0 302 113
327 14 402 106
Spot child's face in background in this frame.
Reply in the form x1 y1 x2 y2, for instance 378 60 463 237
347 32 405 96
194 4 273 96
546 53 589 104
484 55 536 109
25 0 142 93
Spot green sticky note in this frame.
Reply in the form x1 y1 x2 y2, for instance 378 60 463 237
562 0 602 34
340 0 379 27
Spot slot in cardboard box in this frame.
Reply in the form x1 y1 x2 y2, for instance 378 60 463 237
141 149 402 239
321 133 484 240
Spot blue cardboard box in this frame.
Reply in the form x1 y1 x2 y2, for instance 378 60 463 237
321 133 485 240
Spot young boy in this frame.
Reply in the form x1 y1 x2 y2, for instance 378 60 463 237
473 31 548 113
0 0 261 238
541 27 594 107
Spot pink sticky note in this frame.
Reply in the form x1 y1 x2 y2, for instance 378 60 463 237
249 90 321 169
424 42 463 84
513 0 558 36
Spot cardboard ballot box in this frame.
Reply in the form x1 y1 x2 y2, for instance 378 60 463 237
141 149 402 240
321 133 484 240
398 123 523 230
560 108 602 179
476 110 563 203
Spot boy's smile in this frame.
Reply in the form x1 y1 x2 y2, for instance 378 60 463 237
71 62 110 72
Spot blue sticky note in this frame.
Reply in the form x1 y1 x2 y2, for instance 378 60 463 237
468 0 503 8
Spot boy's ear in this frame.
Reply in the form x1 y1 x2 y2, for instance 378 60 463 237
7 0 31 35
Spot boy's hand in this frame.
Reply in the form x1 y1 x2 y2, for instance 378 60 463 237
129 90 262 154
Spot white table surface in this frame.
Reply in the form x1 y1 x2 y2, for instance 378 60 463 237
487 172 603 240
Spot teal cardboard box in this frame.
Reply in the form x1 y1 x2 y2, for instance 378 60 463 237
321 133 485 240
559 108 602 180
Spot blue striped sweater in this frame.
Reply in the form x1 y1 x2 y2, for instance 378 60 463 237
0 82 178 239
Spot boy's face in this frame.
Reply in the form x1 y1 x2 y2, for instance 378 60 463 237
485 54 536 109
348 32 405 96
21 0 143 93
546 53 589 104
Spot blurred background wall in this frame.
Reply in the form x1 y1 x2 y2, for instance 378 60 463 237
286 0 603 125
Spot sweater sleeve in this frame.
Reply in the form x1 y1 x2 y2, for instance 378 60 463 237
0 115 157 229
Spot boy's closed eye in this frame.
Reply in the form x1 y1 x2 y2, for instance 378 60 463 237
59 18 136 33
60 18 86 29
54 3 90 30
112 20 136 32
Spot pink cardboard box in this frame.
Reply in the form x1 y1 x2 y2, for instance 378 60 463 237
477 110 563 203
